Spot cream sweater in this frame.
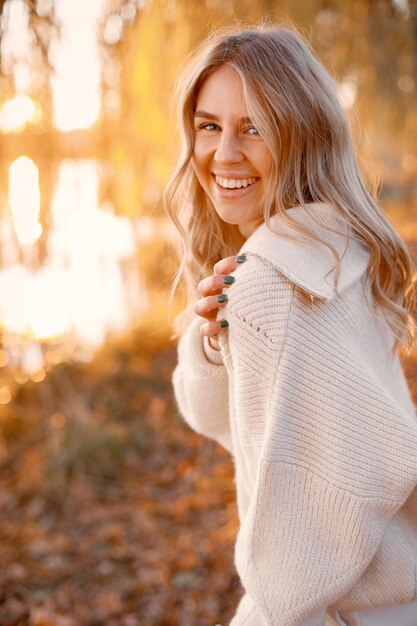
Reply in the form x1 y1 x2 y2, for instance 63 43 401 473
172 203 417 626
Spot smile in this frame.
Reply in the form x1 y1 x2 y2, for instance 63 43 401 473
215 175 258 189
212 174 261 199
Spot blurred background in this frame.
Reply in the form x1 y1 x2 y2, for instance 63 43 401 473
0 1 416 625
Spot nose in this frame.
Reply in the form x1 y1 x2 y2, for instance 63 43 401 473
214 130 244 165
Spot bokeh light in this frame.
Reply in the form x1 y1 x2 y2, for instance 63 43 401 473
0 94 39 132
8 156 42 244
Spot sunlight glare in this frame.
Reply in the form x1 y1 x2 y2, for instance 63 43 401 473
8 157 42 244
0 95 38 133
47 159 145 347
21 343 44 375
0 0 32 90
338 77 358 110
0 158 147 360
50 0 106 131
104 14 124 45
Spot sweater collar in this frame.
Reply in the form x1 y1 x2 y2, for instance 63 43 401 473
238 203 371 301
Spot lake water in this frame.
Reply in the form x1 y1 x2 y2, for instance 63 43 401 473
0 157 163 377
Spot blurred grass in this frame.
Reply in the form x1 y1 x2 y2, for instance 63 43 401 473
0 324 241 626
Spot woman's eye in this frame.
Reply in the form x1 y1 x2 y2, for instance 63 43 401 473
197 123 219 131
245 126 259 136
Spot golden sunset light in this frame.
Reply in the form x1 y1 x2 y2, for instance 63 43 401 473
0 159 147 352
0 5 415 622
0 94 39 132
50 0 104 131
8 156 42 244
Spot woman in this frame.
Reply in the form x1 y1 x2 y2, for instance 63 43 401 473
165 24 417 626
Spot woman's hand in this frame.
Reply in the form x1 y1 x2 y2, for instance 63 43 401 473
194 254 246 348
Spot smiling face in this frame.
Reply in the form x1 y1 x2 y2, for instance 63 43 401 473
191 65 272 239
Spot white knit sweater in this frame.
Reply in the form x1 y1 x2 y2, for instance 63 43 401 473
172 203 417 626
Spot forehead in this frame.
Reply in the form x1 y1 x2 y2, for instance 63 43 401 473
195 65 248 115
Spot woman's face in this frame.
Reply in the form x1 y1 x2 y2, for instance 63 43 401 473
191 65 272 239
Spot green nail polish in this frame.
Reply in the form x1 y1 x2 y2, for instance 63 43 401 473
219 320 229 328
223 275 235 285
217 294 228 303
236 254 247 263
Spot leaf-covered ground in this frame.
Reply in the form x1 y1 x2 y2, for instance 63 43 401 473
0 326 242 626
0 325 416 626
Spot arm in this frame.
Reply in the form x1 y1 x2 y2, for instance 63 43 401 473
220 257 417 626
172 315 231 452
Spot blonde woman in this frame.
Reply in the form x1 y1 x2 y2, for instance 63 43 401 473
166 24 417 626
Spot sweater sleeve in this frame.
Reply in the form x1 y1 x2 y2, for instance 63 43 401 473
172 315 231 453
220 258 417 626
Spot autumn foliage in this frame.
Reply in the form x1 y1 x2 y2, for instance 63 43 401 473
0 327 242 626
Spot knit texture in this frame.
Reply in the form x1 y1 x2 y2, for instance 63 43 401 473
172 203 417 626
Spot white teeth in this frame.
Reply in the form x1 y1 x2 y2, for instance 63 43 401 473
215 176 257 189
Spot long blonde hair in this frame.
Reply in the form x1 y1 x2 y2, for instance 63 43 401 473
164 22 416 356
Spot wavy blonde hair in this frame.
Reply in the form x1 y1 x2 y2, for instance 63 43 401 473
164 22 416 357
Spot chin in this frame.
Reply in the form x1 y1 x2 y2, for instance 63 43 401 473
215 213 242 227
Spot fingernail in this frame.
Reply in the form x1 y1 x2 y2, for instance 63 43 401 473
223 275 235 285
219 320 229 328
217 294 228 303
236 254 247 263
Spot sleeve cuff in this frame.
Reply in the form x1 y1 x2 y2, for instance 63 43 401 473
203 334 224 365
177 316 225 372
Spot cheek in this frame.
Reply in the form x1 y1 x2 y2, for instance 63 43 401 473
191 147 211 184
259 149 273 177
192 141 209 168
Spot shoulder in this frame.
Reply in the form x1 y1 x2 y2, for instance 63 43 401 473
223 253 295 324
236 204 372 302
216 249 355 373
217 254 295 368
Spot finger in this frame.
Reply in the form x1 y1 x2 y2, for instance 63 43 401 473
196 254 246 296
213 254 245 276
200 318 229 337
193 294 228 319
197 273 236 296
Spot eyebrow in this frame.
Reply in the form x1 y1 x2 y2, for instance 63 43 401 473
194 110 254 125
